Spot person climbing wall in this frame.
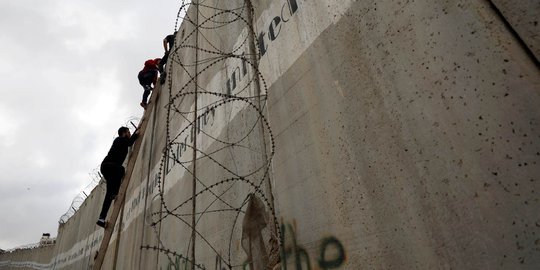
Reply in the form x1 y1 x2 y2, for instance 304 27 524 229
138 58 160 109
159 31 177 83
96 126 139 228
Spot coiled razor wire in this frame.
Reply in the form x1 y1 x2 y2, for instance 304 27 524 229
141 1 280 269
58 168 102 224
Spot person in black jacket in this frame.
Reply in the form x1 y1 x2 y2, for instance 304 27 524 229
159 31 177 83
96 126 139 228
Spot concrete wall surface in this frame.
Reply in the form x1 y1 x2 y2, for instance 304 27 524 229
0 246 54 270
1 0 539 269
490 0 540 60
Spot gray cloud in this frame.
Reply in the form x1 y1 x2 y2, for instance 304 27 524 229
0 0 183 249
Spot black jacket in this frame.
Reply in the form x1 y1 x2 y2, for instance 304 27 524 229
165 34 175 50
102 134 139 165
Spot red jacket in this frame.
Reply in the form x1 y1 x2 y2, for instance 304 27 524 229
138 59 159 85
142 59 158 72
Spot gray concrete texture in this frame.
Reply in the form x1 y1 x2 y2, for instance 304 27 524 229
490 0 540 60
1 0 539 269
0 246 54 269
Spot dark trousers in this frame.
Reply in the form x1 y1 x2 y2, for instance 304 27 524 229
98 163 125 219
159 51 169 73
142 85 152 104
139 70 157 104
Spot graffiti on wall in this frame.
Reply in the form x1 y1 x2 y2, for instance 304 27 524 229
212 219 347 270
166 253 206 270
280 221 346 270
258 0 300 57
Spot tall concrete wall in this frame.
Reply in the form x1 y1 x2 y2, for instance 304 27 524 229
1 0 539 269
0 246 54 269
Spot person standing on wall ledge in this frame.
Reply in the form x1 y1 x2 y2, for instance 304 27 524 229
138 58 160 109
96 126 139 228
159 31 177 84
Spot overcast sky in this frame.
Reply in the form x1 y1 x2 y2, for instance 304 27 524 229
0 0 183 249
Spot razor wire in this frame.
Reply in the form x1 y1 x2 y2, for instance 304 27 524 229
4 239 56 253
141 1 280 269
58 168 102 224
